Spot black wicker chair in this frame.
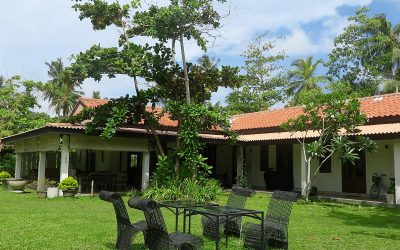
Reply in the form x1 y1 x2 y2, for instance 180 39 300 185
242 190 298 249
99 191 148 250
128 196 204 250
201 186 254 239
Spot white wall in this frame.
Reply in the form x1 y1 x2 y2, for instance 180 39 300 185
366 140 393 193
310 153 342 192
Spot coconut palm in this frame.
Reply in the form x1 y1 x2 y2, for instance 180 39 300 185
286 56 328 104
372 15 400 93
43 58 83 117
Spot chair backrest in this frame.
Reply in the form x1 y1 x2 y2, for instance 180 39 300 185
266 190 298 224
128 196 167 232
227 186 254 208
99 191 131 226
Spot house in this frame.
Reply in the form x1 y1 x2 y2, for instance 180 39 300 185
2 94 400 204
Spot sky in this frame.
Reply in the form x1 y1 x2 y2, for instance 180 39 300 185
1 0 400 115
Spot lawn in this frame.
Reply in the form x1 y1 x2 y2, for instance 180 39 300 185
1 189 400 250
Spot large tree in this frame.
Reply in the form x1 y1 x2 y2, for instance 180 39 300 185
65 0 240 181
327 7 400 95
226 34 286 114
0 76 50 138
282 83 376 201
42 58 83 117
286 56 328 105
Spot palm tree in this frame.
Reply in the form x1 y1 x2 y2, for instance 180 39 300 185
286 56 328 104
372 15 400 93
43 58 83 117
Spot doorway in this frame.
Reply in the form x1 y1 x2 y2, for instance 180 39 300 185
342 152 366 193
127 152 143 190
275 144 294 190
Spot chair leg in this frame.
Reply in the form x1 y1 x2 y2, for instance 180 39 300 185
116 228 136 250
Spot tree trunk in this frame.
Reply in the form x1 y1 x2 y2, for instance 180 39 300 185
180 33 191 105
133 77 165 156
175 117 182 177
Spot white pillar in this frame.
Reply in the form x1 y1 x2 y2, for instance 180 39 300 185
15 153 22 179
236 146 244 182
300 147 307 196
37 152 46 191
60 135 70 182
394 141 400 204
141 152 150 191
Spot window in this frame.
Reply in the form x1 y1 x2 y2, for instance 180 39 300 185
260 145 269 171
319 157 332 173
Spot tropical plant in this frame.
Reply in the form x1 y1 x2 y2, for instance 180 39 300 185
226 34 286 114
58 177 78 191
0 171 11 181
42 58 83 117
286 56 328 105
0 154 16 175
327 7 400 95
26 178 57 192
387 182 395 194
282 82 377 201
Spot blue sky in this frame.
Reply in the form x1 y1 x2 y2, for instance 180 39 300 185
0 0 399 114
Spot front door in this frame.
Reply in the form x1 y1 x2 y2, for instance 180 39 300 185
276 144 294 190
127 152 142 190
342 152 366 193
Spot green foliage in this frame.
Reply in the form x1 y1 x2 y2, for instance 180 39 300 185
387 182 395 194
286 56 329 105
58 177 78 191
226 34 285 114
0 171 11 181
236 174 251 189
327 7 400 95
0 153 16 175
143 177 221 202
0 76 50 138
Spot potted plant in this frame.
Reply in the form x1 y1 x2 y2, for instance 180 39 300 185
0 171 12 188
386 183 395 204
47 180 59 199
58 177 78 197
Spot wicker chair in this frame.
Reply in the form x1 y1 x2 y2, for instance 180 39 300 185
99 191 148 250
242 190 298 249
128 196 204 250
201 186 254 239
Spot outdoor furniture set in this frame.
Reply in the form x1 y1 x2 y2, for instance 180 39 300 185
99 187 298 250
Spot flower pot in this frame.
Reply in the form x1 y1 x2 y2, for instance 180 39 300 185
62 189 77 198
7 179 28 193
386 193 395 204
47 187 59 199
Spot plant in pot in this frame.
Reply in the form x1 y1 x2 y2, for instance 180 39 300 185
386 183 395 204
0 171 12 188
58 177 78 198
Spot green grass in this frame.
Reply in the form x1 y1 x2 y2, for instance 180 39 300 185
1 189 400 249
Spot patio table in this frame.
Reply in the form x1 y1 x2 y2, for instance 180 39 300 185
159 200 217 232
183 205 265 250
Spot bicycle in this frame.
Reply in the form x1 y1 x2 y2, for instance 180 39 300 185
370 173 395 199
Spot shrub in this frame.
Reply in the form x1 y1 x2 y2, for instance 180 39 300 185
0 154 16 176
387 183 395 194
0 171 11 181
26 178 58 192
58 177 78 191
143 178 221 202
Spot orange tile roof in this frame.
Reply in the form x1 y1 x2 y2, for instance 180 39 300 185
231 93 400 131
79 97 108 108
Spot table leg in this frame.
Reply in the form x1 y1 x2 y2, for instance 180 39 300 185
175 208 179 232
216 216 220 250
189 213 192 234
225 215 228 247
183 209 187 233
261 212 265 249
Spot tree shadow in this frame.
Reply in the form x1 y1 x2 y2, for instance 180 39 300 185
327 208 400 229
103 242 146 249
351 230 400 241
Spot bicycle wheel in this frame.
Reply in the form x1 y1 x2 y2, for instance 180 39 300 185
370 184 380 199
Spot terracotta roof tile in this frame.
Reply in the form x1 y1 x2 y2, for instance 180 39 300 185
231 93 400 131
79 97 108 108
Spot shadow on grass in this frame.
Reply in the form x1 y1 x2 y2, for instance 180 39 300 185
327 208 400 229
103 242 146 249
351 230 400 240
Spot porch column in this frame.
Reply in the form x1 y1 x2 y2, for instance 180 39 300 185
236 146 244 182
300 147 307 196
394 141 400 204
141 152 150 191
60 135 70 182
37 152 46 191
15 153 22 179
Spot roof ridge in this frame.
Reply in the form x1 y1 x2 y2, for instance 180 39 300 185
231 105 302 118
358 92 400 101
